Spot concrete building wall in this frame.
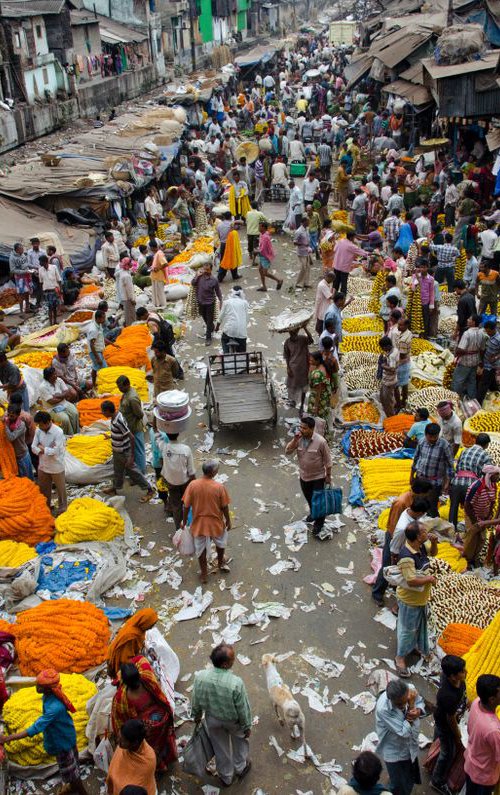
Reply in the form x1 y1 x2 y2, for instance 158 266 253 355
23 61 59 102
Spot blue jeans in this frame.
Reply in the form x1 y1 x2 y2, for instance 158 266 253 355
20 385 30 412
133 431 146 474
17 451 34 480
309 231 319 252
372 530 392 601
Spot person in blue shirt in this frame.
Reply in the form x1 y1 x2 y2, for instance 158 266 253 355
404 408 430 449
0 669 87 794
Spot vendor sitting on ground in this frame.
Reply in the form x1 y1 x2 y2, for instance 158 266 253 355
0 310 20 352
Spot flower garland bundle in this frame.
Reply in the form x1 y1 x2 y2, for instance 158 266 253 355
464 611 500 701
77 395 120 427
359 458 412 500
406 284 424 335
465 411 500 435
0 478 54 544
13 351 53 369
78 284 100 296
342 316 384 334
407 387 461 417
54 497 124 544
377 502 464 530
383 415 415 433
0 421 18 480
455 249 466 281
3 673 97 765
14 599 110 675
436 541 467 573
349 429 405 458
103 325 152 371
66 434 112 466
96 366 149 401
342 401 380 424
368 270 386 314
0 540 37 568
438 623 484 658
428 558 499 634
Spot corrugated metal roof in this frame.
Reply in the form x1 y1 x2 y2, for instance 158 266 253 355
344 53 373 87
96 14 148 43
70 8 99 25
381 78 433 105
422 50 499 78
368 26 434 68
399 62 425 83
0 0 65 16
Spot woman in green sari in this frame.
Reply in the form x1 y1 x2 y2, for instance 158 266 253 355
307 351 332 440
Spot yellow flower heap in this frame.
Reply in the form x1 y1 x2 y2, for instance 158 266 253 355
66 435 112 467
55 497 124 544
0 540 37 567
3 674 97 765
96 366 148 401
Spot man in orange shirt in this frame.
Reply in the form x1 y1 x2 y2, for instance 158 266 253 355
371 478 432 607
181 460 231 583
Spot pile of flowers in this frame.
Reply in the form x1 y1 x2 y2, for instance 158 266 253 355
0 478 54 544
66 435 112 466
3 674 97 765
0 540 36 568
465 410 500 435
168 235 214 265
13 599 110 675
55 497 124 544
342 316 384 334
77 395 120 427
359 458 412 500
78 284 100 296
436 541 467 573
66 310 93 323
382 415 415 433
103 325 152 370
464 611 500 700
438 623 484 658
342 401 380 424
349 429 405 458
13 351 53 369
96 366 149 401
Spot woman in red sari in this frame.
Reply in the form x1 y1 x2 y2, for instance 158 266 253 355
111 656 177 771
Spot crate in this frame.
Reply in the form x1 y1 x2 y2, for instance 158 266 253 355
290 162 306 177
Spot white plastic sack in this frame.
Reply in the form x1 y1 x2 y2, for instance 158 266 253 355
64 451 113 485
18 365 43 407
144 627 179 710
86 683 115 754
94 736 114 772
165 284 189 301
173 526 195 556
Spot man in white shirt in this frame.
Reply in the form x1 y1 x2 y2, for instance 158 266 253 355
415 208 431 239
38 255 61 326
263 74 275 90
215 286 249 352
32 410 67 513
436 400 462 456
144 189 163 229
480 221 498 262
390 499 429 556
155 431 195 528
101 231 120 278
289 138 306 162
303 173 320 206
380 182 393 205
351 188 367 235
206 135 221 155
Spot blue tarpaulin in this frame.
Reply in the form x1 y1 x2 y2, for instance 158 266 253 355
37 557 97 594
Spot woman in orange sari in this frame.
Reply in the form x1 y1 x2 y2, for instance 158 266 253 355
107 608 158 678
111 656 177 771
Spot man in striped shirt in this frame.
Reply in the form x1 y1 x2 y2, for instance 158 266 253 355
318 140 332 181
100 400 154 501
449 434 492 528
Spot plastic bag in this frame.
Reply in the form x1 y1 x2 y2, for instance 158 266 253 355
182 721 214 778
311 487 342 520
144 627 179 711
173 526 195 556
93 736 113 773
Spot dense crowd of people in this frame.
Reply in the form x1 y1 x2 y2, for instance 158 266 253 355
1 22 500 795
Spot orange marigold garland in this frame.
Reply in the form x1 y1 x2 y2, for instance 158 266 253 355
0 422 18 480
438 623 484 658
103 324 152 371
14 599 110 675
0 478 54 544
76 395 120 427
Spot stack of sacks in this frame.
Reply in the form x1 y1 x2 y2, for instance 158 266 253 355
0 478 54 543
3 674 97 766
96 366 149 401
12 598 110 675
77 395 120 427
103 325 152 371
54 497 124 544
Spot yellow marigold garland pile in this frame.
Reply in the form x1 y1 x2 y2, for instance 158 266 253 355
0 540 37 568
103 325 152 371
66 435 112 466
96 366 149 401
360 459 412 500
55 497 124 544
0 478 54 544
14 599 110 675
464 612 500 701
3 674 97 766
14 351 54 369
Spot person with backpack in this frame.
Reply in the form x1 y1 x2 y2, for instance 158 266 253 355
463 465 500 565
135 307 184 380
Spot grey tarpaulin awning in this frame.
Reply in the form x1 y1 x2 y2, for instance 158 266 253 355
235 45 277 68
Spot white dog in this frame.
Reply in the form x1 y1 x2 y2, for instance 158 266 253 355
261 653 306 749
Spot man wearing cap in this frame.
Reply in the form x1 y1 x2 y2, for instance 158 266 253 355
0 669 88 794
